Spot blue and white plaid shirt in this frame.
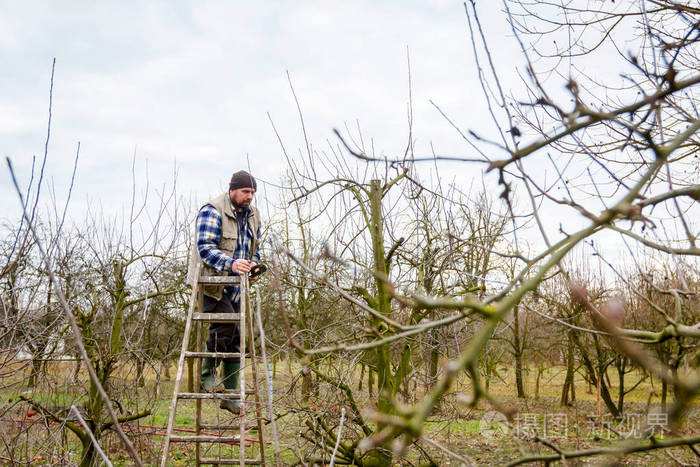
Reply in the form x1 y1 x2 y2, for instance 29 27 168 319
196 203 261 303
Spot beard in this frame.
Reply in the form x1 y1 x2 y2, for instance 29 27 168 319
231 197 251 208
234 198 250 206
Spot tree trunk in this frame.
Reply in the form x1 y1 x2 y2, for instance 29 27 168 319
135 358 146 388
661 379 668 408
512 306 526 398
72 357 82 381
301 368 313 402
535 365 543 399
561 333 575 406
27 357 42 388
670 355 683 402
616 357 626 414
596 366 620 418
358 363 365 391
187 359 194 391
368 180 397 414
428 329 439 390
79 432 97 467
395 344 412 401
573 332 621 418
77 429 95 467
162 359 171 381
84 372 105 467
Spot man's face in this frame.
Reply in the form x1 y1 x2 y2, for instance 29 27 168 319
229 187 255 207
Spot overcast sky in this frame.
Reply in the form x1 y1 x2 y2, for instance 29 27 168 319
3 1 688 271
0 1 527 220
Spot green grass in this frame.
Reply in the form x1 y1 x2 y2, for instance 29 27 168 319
2 359 698 466
426 418 483 434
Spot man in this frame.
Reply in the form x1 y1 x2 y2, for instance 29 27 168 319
186 170 261 414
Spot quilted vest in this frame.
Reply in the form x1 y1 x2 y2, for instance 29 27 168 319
186 192 261 300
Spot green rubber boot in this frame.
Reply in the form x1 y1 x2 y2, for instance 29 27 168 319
221 360 240 390
219 360 241 415
200 357 217 391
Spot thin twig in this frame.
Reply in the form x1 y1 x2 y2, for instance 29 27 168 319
255 291 281 466
329 408 346 467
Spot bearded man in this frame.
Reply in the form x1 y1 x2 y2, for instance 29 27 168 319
186 170 261 414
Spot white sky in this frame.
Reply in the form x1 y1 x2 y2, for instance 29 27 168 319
1 1 694 273
1 1 520 216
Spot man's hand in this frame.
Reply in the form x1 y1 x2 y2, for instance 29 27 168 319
231 259 255 274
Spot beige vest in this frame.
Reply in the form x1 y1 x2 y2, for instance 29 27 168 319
186 192 261 300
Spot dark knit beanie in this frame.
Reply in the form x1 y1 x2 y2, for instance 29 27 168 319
229 170 257 190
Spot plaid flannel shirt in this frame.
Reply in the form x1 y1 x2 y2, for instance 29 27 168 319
196 203 261 303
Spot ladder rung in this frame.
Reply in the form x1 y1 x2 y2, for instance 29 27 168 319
199 459 262 465
184 351 242 359
199 275 241 285
199 423 258 431
168 435 240 443
177 392 241 400
193 312 241 322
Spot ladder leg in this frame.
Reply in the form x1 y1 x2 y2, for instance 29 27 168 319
247 290 266 465
239 275 247 467
196 289 204 466
160 266 201 467
187 329 195 392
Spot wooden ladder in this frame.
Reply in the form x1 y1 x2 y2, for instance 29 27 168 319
161 265 267 466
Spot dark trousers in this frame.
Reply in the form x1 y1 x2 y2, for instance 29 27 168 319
203 294 241 357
